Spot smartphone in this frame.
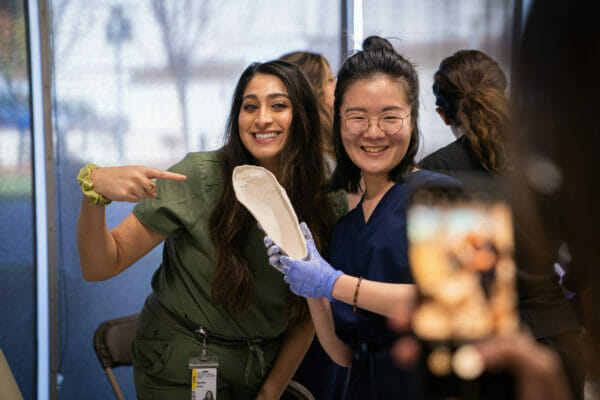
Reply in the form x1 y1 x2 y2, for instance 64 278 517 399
407 184 518 400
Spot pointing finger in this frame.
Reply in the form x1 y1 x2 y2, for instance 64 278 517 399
145 167 187 181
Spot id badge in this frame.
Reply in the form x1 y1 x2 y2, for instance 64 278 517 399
189 354 218 400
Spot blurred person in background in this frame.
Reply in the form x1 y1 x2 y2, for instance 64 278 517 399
504 0 598 397
280 51 337 174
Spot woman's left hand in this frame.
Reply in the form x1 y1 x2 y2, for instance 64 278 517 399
264 222 342 301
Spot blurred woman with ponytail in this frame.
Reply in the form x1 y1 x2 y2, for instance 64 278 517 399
420 49 509 179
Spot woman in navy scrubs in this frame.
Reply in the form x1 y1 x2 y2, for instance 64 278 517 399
265 36 458 399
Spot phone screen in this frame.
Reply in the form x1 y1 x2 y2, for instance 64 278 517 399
407 188 518 398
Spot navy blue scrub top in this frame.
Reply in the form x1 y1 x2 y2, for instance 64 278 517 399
330 170 460 347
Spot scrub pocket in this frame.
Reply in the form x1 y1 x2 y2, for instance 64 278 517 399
134 334 200 385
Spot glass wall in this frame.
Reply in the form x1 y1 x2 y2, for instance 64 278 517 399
362 0 515 159
0 0 36 399
48 1 340 398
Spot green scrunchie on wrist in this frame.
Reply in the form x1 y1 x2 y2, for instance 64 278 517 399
77 163 112 206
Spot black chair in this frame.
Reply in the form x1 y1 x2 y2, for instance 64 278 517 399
93 314 315 400
93 314 139 400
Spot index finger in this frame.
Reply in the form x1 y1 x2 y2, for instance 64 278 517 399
145 168 187 181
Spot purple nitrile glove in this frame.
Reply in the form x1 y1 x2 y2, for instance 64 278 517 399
279 222 343 301
263 235 285 273
259 221 286 273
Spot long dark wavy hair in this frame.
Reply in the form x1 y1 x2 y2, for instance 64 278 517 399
280 51 335 159
330 36 421 193
433 50 509 172
208 60 334 319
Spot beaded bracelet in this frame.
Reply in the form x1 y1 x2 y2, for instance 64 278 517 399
352 276 363 314
77 163 112 206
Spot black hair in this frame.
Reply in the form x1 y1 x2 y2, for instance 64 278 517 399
330 36 420 193
208 60 334 323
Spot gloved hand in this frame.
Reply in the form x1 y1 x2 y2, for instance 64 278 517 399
266 222 342 301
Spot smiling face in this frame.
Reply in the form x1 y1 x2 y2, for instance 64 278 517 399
238 74 293 174
340 75 412 183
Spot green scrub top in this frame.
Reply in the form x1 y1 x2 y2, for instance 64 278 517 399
133 148 348 340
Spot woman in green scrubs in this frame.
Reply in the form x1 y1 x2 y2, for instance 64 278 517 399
77 60 347 399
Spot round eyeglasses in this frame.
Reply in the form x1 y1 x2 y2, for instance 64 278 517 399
342 112 410 136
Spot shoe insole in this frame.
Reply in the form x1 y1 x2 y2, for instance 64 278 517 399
232 165 307 260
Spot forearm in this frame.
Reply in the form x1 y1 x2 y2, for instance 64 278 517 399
307 298 352 366
331 275 416 318
77 200 164 281
257 316 314 400
77 198 120 281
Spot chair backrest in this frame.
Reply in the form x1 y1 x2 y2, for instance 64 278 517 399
93 314 139 400
94 314 139 369
0 346 24 400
